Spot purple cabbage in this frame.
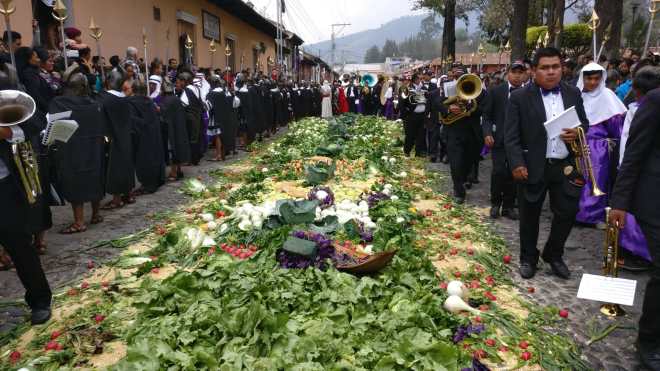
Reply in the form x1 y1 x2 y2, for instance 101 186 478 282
452 324 485 343
307 186 335 209
276 231 336 270
365 191 390 208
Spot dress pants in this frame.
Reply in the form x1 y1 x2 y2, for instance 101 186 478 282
0 176 52 310
490 147 516 209
446 128 480 198
637 219 660 345
427 124 441 158
403 112 427 156
518 160 581 264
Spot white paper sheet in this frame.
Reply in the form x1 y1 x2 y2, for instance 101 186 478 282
42 120 79 146
46 110 72 123
543 106 581 139
577 273 637 306
443 80 457 97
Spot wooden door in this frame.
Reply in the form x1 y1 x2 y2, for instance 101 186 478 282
178 21 196 66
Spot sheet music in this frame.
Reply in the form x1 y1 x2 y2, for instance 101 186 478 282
543 106 581 139
577 273 637 306
443 81 457 97
42 120 79 146
46 110 72 123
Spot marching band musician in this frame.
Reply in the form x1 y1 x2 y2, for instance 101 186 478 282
0 65 52 325
504 47 589 280
609 82 660 371
482 61 526 220
436 65 486 204
400 73 428 157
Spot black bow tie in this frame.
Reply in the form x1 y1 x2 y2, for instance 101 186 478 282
509 86 521 93
541 86 561 96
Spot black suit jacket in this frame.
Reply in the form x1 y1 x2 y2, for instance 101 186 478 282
504 81 589 185
610 88 660 226
482 82 512 148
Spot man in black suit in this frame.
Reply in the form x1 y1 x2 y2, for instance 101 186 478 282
609 86 660 371
504 47 589 279
0 69 52 325
482 61 526 220
437 66 486 204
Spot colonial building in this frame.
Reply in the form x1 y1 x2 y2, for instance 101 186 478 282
11 0 315 78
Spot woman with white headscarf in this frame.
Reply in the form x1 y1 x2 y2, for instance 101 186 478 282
575 62 627 228
320 80 332 118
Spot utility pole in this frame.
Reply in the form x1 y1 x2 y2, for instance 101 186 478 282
331 23 350 69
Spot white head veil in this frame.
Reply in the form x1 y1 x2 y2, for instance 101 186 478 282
576 62 627 125
149 75 162 99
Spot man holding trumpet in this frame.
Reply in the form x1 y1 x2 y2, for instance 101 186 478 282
504 47 589 280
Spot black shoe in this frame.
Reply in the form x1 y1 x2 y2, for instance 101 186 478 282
620 252 653 272
501 208 519 220
519 262 537 279
489 206 500 219
441 156 449 164
430 157 438 163
464 182 472 190
453 196 465 205
638 341 660 371
31 307 51 325
546 259 571 279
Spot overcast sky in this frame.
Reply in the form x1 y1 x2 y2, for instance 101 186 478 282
246 0 425 44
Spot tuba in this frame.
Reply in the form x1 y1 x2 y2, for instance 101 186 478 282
361 73 377 88
441 74 482 125
0 90 42 204
570 126 605 197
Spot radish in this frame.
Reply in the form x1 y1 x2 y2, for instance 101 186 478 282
559 309 569 318
503 255 512 264
485 339 496 347
94 314 105 324
45 341 59 351
9 350 20 364
521 351 532 361
519 340 529 349
50 330 62 340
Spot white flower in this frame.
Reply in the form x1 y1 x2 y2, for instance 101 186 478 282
364 245 374 254
206 221 218 230
238 220 252 231
200 213 214 222
381 155 388 161
382 188 392 196
261 167 269 173
389 158 396 164
384 183 393 189
202 236 216 247
396 216 405 223
219 223 229 234
391 195 399 201
398 171 408 178
316 190 329 201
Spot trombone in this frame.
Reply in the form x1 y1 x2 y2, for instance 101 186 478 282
570 126 605 197
441 73 482 125
600 207 625 317
0 90 42 204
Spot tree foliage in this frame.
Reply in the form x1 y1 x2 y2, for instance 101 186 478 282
364 45 382 63
526 23 592 58
381 40 400 59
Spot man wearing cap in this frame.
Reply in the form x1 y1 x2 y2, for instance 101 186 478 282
483 61 526 219
504 47 589 280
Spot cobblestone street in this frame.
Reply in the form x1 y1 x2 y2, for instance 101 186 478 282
429 157 650 371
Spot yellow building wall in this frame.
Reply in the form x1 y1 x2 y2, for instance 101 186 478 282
6 0 276 72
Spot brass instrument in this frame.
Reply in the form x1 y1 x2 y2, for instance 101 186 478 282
441 73 482 125
570 126 605 197
0 90 41 204
600 207 625 317
361 73 377 88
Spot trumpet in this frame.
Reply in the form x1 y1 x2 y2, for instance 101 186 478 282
441 74 482 125
600 207 625 317
570 126 605 197
0 90 42 204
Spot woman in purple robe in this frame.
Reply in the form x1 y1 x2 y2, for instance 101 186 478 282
575 63 627 227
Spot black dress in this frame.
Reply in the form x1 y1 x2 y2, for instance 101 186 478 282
126 96 165 193
207 89 239 154
98 91 135 196
158 94 191 165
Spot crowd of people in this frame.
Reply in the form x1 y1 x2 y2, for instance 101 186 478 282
1 21 660 369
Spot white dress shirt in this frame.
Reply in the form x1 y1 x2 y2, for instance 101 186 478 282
542 89 570 159
0 126 25 180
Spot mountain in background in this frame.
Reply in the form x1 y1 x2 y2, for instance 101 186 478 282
304 13 476 64
304 9 581 64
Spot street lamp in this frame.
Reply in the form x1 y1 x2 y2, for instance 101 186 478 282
0 0 16 67
588 9 600 58
224 42 231 83
184 34 193 66
503 40 512 69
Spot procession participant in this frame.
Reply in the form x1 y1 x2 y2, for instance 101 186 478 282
615 66 660 270
0 66 53 324
483 61 526 219
291 81 302 120
312 82 322 116
207 76 240 160
361 81 372 115
438 65 486 204
1 31 21 63
320 80 333 118
504 47 589 279
345 79 360 113
125 79 165 194
337 81 349 114
575 63 627 228
372 76 384 116
401 73 428 157
428 76 444 163
157 75 190 181
609 86 660 371
98 70 136 209
382 79 395 119
205 75 224 160
177 71 204 165
50 64 105 234
123 46 140 75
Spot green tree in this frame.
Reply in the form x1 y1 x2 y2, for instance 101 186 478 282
526 23 592 58
381 39 400 59
364 45 382 63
